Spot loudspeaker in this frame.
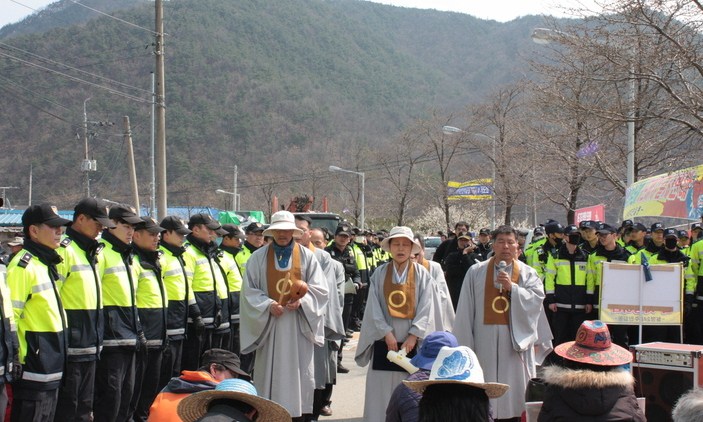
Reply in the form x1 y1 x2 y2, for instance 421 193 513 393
631 342 703 422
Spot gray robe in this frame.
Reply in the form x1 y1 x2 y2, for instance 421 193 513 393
454 259 549 420
311 247 345 388
240 243 328 417
354 261 438 421
426 260 455 331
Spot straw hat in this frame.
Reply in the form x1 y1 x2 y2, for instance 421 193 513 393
554 320 632 366
380 226 421 255
404 346 509 398
263 211 303 238
177 378 291 422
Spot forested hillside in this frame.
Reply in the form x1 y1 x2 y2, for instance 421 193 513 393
0 0 547 208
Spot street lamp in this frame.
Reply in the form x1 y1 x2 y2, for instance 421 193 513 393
442 126 497 229
216 189 240 212
531 27 636 188
329 165 365 229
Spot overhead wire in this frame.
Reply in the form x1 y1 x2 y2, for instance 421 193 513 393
0 42 152 95
0 50 151 103
66 0 160 36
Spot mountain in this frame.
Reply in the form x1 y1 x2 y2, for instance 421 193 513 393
0 0 548 209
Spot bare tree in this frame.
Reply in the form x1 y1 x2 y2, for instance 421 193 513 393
378 123 429 225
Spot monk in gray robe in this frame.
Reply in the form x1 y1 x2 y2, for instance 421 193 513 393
355 226 438 421
413 235 455 331
240 211 328 420
454 225 551 420
294 218 345 419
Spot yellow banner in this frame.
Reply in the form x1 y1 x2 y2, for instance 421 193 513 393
447 179 493 201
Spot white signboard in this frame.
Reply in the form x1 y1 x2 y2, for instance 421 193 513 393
599 262 683 325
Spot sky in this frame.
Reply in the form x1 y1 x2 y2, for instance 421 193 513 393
1 0 601 28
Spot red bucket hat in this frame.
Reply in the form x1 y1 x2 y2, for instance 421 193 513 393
554 320 632 366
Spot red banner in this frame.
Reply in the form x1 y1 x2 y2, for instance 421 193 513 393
575 204 605 223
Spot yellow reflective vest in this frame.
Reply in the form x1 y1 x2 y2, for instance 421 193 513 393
56 228 103 361
183 237 229 331
0 264 18 384
133 247 167 349
99 232 139 349
7 242 67 389
219 247 243 323
159 242 197 339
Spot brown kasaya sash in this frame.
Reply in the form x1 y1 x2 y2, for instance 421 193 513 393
483 258 520 325
384 262 416 319
267 244 303 305
421 259 430 272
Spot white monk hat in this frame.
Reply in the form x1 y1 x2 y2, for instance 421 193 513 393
380 226 422 255
263 211 303 238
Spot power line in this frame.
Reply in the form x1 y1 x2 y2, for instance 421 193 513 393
67 0 160 36
0 42 151 95
0 50 151 104
0 74 73 112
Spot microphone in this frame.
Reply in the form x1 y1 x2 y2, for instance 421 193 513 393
495 260 507 291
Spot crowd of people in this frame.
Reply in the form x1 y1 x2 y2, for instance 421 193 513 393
1 200 703 421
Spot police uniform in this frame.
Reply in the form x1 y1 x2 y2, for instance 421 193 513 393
219 224 246 354
586 224 631 347
0 262 18 417
325 224 359 372
130 217 168 421
7 204 70 422
182 214 230 370
544 226 592 347
55 198 113 422
157 216 199 389
94 204 144 422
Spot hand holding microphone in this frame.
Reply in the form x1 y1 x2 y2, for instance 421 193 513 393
495 260 511 293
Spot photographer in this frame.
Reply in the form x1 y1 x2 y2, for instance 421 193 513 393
442 234 481 310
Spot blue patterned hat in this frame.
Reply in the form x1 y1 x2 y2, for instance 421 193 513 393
403 346 509 398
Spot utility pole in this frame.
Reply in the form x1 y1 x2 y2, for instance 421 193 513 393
233 165 238 211
155 0 167 219
124 116 140 211
83 98 92 197
150 72 156 216
0 187 18 209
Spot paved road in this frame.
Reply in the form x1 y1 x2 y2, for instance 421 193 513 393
321 332 366 422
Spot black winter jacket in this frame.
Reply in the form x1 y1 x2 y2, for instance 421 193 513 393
538 366 646 422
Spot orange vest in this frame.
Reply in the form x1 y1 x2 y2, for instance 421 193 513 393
148 370 219 421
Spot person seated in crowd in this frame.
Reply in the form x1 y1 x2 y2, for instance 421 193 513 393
176 378 291 422
148 349 250 421
538 320 645 421
385 331 459 422
672 388 703 422
403 345 509 422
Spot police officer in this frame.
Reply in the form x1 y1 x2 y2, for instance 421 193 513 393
7 204 70 421
529 221 564 280
544 225 592 348
157 216 201 389
0 255 18 417
638 228 693 344
55 198 113 422
578 220 599 254
325 224 359 374
182 213 229 370
235 222 265 277
94 204 144 422
624 223 647 255
476 228 493 260
219 224 246 353
130 217 168 421
586 223 632 347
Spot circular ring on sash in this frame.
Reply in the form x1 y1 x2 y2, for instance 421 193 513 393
388 290 407 309
492 295 510 314
276 277 292 295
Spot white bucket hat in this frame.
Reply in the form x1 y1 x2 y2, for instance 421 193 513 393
263 211 303 238
380 226 422 255
404 346 509 398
